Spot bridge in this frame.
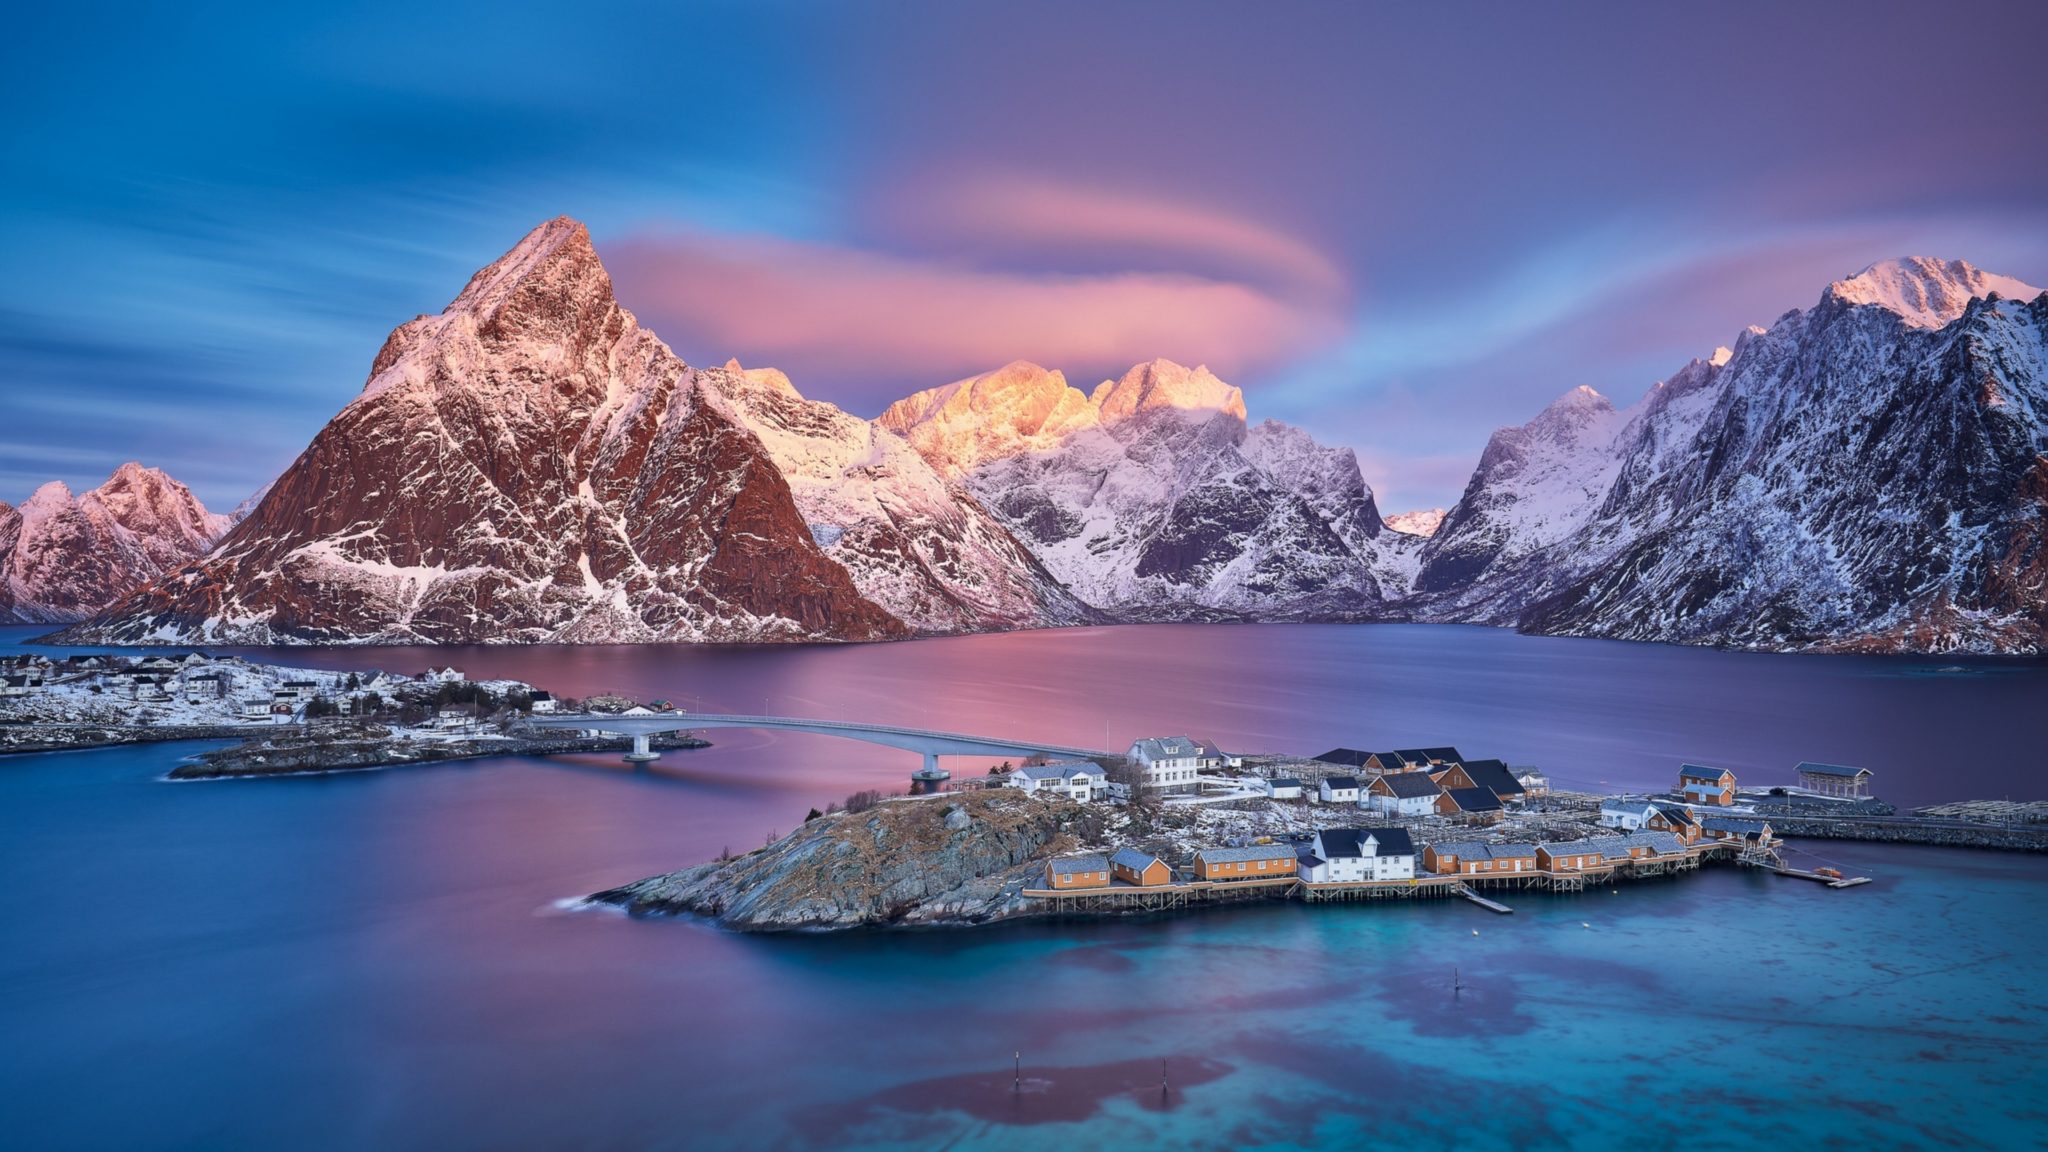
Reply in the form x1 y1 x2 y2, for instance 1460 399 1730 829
521 711 1112 779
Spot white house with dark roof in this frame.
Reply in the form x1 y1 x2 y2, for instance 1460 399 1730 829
1265 777 1304 800
1600 798 1660 830
1319 776 1363 804
1128 736 1215 793
1007 761 1104 803
1299 827 1416 883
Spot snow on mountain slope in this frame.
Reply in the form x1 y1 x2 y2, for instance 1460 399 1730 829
1422 257 2048 653
1383 508 1445 537
53 218 906 645
883 358 1403 619
0 464 230 624
711 359 1095 632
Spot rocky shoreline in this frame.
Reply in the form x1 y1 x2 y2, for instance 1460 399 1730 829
1 721 277 755
592 789 1105 931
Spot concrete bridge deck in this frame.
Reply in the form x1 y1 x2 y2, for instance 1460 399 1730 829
522 712 1111 773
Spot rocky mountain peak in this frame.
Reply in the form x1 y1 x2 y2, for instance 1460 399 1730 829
1092 358 1247 427
1 464 230 624
1826 257 2043 330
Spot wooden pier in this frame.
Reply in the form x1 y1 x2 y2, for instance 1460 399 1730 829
1771 866 1872 888
1458 885 1515 914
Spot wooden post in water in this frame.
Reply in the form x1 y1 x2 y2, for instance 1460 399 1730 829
1013 1051 1020 1094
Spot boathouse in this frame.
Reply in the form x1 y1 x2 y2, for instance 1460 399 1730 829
1193 845 1298 881
1700 815 1774 844
1110 848 1173 888
1646 802 1702 844
1046 855 1111 890
1796 762 1874 799
1536 842 1605 872
1677 764 1738 806
1301 828 1416 883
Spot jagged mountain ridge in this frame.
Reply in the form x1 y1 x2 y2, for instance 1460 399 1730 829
1420 258 2048 653
1 464 230 624
881 359 1414 620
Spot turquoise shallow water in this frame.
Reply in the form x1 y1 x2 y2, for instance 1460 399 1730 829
1 623 2045 1149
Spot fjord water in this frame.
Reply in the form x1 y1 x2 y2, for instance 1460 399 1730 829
2 623 2045 1150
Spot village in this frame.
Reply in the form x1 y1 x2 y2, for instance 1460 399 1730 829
994 737 1887 912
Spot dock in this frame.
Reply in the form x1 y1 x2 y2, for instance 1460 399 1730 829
1771 866 1871 888
1457 885 1515 913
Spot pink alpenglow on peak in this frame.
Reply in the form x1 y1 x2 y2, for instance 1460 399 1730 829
1384 509 1446 538
1826 257 2043 330
0 463 231 624
1092 359 1248 426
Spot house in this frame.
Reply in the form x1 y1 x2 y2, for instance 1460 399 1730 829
1319 776 1362 804
1796 762 1874 799
1363 751 1414 774
182 672 228 702
1453 758 1527 803
1128 736 1215 792
1366 771 1442 816
277 680 321 702
1599 798 1659 830
1265 777 1304 800
1008 761 1103 803
1646 802 1702 844
1621 830 1688 858
1193 844 1297 882
1436 787 1505 824
422 666 467 684
1299 827 1416 883
1045 854 1111 890
1423 840 1540 877
528 690 558 715
1110 848 1173 887
1196 739 1243 769
1700 815 1774 844
0 674 38 698
238 698 273 721
1515 769 1550 797
1535 841 1609 872
1677 764 1738 806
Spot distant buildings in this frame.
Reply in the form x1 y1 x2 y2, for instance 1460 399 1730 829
1366 771 1442 816
1265 777 1304 800
1319 776 1362 804
1515 769 1550 797
1796 762 1874 799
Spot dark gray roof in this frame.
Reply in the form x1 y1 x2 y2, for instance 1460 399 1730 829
1049 855 1108 874
1111 848 1165 872
1313 748 1373 767
1428 839 1493 860
1796 762 1872 778
1679 763 1735 780
1444 787 1504 812
1268 777 1304 789
1651 801 1698 827
1322 776 1362 791
1419 746 1464 764
1375 772 1442 799
1392 749 1433 765
1316 828 1366 858
1196 844 1297 864
1701 816 1770 834
1459 758 1525 797
1362 827 1416 856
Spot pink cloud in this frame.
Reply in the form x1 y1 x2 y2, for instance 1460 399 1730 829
603 227 1345 389
871 174 1349 303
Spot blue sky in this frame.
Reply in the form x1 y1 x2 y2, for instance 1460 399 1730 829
5 0 2046 513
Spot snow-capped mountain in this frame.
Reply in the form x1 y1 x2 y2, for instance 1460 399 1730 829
1383 508 1445 538
54 218 906 645
0 463 231 624
1421 258 2048 653
710 359 1095 632
881 359 1410 618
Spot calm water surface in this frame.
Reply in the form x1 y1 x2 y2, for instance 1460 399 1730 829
2 623 2045 1150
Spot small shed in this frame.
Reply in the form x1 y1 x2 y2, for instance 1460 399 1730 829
1796 762 1874 799
1110 848 1172 888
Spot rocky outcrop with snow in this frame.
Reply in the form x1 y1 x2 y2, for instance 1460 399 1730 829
1421 258 2048 653
0 464 230 624
881 359 1408 619
53 218 906 645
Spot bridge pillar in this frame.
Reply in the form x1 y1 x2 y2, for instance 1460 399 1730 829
623 732 661 764
909 751 951 794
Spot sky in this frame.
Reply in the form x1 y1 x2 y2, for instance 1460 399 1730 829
4 1 2047 514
